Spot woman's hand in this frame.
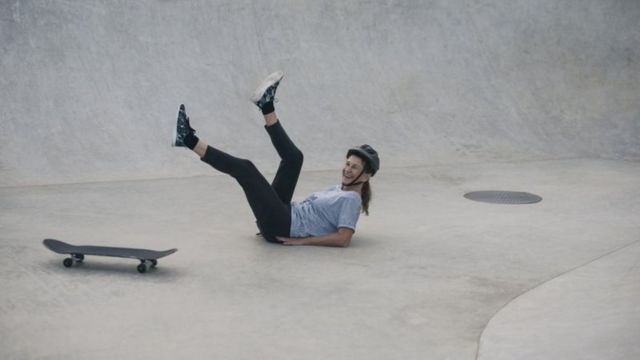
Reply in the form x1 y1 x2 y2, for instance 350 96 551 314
276 228 353 247
276 236 306 246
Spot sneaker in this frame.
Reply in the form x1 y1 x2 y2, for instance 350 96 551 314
250 70 284 110
172 104 195 147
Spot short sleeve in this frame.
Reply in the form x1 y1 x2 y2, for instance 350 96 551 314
337 194 362 231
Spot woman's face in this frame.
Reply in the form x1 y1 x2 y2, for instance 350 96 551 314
342 155 370 185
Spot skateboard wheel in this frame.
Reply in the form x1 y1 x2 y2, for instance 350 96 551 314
137 263 147 273
151 260 158 267
63 258 73 268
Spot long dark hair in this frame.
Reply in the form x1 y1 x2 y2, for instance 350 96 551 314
361 162 373 215
361 181 372 215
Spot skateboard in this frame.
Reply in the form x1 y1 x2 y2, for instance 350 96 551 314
43 238 177 273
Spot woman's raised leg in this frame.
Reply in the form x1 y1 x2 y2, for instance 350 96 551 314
251 71 304 204
263 112 303 204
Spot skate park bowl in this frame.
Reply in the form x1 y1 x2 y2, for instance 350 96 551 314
1 1 639 359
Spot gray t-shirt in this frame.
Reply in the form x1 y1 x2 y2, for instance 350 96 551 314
290 185 362 237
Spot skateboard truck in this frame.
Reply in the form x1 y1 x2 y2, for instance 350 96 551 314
63 253 85 268
137 259 158 274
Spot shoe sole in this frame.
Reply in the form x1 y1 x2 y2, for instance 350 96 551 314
172 106 183 147
250 70 284 104
171 125 179 147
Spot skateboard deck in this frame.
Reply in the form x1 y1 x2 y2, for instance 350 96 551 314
43 238 177 273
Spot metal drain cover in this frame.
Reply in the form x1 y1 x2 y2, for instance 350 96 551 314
464 191 542 204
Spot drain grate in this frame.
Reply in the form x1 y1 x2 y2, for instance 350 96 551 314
464 191 542 204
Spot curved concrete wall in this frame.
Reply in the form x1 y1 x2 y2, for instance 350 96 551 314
1 0 638 186
478 241 640 360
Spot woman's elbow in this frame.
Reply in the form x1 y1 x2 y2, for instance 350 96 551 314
338 229 354 247
335 236 349 247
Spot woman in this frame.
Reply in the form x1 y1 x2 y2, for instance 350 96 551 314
172 71 379 247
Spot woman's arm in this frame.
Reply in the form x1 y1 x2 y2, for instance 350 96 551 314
276 227 354 248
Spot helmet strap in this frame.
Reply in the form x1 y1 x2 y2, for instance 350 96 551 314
341 169 367 189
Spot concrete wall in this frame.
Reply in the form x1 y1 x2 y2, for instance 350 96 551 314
1 0 638 186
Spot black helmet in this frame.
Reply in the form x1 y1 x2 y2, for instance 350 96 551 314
347 144 380 176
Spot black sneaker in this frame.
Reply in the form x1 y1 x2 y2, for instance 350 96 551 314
250 70 284 110
172 104 195 147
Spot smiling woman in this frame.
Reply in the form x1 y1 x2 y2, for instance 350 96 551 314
172 71 380 247
343 144 379 215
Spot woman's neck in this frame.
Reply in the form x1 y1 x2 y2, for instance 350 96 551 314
341 183 362 194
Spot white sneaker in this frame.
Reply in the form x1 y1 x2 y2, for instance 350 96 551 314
250 70 284 110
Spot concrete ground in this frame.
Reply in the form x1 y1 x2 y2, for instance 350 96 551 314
2 159 639 359
1 1 639 359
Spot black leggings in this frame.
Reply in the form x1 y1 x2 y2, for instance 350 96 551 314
200 121 303 243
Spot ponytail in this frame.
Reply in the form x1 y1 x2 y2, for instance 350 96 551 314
361 181 372 215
